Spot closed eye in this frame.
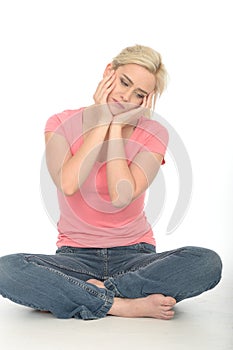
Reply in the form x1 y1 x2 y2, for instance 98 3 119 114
120 77 129 87
135 92 146 99
120 75 147 99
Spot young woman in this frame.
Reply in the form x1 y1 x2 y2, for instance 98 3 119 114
0 45 222 320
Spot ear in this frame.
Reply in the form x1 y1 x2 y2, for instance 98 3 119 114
103 63 113 77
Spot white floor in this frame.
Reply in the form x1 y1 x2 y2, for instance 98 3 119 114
0 263 232 350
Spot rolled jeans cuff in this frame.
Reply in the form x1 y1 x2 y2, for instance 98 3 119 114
93 289 115 319
104 278 123 298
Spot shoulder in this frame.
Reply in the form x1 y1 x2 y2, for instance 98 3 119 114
137 116 169 141
45 108 84 132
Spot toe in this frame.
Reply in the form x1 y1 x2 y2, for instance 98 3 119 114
162 296 176 306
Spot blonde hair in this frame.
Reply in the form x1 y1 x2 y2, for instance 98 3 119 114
112 44 168 111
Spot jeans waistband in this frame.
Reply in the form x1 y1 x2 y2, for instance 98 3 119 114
56 242 156 255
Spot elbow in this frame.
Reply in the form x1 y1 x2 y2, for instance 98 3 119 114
60 180 80 196
57 169 79 196
110 193 134 209
111 199 128 208
59 179 78 197
111 200 130 209
62 187 77 197
110 180 134 208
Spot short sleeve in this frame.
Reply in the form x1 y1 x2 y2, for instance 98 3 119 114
143 124 169 156
134 117 169 164
44 114 62 133
44 108 84 151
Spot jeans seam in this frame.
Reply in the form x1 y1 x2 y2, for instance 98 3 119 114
28 262 104 296
94 289 115 319
25 255 95 276
0 288 47 311
111 256 158 277
26 257 102 280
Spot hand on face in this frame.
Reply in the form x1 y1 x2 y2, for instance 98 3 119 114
141 91 154 110
93 68 154 127
88 70 116 126
93 70 116 105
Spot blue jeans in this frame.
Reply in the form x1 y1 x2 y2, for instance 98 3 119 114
0 244 222 320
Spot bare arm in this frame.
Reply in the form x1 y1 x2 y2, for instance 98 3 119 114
45 71 115 195
106 123 163 208
45 122 111 195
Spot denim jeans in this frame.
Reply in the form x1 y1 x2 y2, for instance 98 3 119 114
0 244 222 320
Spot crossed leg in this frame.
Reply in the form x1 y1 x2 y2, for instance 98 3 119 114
87 279 176 320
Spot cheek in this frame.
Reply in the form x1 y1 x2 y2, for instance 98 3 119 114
130 96 142 106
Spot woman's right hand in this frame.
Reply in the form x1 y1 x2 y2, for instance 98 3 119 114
93 70 115 104
83 71 115 131
87 70 115 127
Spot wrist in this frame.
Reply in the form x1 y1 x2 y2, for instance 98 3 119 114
92 103 113 126
109 122 123 138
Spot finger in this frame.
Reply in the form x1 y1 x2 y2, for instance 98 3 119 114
141 95 147 108
102 74 116 95
94 72 116 103
95 73 115 97
98 71 115 91
148 92 154 106
145 92 154 109
98 80 116 103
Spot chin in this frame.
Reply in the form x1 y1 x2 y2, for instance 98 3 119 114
107 102 123 116
108 101 138 115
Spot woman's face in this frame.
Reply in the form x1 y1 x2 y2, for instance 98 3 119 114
106 63 156 115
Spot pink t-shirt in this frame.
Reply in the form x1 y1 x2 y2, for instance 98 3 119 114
45 108 169 248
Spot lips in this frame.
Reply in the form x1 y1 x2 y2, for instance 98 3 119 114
112 99 125 110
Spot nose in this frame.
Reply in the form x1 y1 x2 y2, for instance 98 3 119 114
121 89 132 102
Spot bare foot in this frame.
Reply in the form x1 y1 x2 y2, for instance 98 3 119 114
109 294 176 320
87 278 105 289
87 279 176 320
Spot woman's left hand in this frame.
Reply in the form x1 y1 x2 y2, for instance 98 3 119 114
142 91 154 109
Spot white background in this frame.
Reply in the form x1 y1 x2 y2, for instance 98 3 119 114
0 0 232 273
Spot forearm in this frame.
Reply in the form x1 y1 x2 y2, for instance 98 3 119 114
60 124 110 195
106 124 135 207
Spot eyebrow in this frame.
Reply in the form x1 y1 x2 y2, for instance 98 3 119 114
122 74 149 95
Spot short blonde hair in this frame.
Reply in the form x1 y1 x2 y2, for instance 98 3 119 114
112 44 168 97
